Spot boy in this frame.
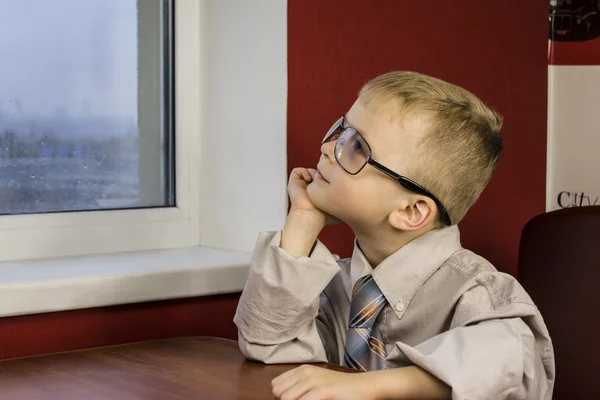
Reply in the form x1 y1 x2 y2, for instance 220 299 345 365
234 71 555 399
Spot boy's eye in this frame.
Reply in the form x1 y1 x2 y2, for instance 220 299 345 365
352 140 366 155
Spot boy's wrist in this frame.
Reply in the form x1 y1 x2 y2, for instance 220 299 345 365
371 367 451 400
288 208 326 227
281 210 325 258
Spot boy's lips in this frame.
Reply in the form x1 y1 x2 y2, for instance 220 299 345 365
315 169 330 183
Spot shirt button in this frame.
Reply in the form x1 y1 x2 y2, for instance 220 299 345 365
395 299 405 312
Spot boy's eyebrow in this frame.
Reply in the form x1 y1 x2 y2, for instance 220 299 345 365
353 123 371 141
344 116 371 140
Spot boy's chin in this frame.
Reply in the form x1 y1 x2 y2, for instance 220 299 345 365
307 186 330 212
306 183 320 203
313 201 341 223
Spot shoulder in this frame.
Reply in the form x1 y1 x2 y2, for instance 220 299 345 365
441 249 539 326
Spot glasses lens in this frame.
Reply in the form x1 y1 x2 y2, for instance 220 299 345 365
334 127 369 174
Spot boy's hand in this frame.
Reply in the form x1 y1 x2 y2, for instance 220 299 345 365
281 168 340 257
288 168 325 219
272 364 451 400
272 365 374 400
288 167 341 226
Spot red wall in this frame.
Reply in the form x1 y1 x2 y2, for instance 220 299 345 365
0 294 240 360
288 0 549 276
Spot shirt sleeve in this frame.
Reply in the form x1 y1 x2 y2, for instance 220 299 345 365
394 285 554 400
233 231 342 364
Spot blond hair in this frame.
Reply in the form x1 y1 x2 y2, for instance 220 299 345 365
359 71 503 225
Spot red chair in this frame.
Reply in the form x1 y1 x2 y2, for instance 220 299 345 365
518 206 600 399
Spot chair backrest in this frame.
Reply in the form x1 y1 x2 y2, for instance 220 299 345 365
518 206 600 399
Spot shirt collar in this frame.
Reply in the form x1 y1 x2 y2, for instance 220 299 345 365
349 225 462 320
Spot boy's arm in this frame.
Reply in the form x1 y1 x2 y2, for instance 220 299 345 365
280 209 324 258
234 213 340 364
234 168 343 364
272 286 553 400
272 318 539 400
371 366 451 399
272 364 450 400
390 284 554 400
393 317 543 399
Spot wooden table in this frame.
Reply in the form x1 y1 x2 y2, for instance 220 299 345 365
0 337 352 399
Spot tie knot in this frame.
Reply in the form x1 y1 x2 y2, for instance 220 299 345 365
349 275 387 329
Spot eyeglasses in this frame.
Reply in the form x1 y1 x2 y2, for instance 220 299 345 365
322 115 452 226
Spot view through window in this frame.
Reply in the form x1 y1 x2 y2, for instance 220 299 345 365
0 0 174 215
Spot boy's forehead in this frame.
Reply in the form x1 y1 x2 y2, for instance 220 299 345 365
346 97 429 144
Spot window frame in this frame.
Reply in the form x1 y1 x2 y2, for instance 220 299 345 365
0 0 202 262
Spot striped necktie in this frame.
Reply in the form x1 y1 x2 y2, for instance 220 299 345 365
343 274 388 371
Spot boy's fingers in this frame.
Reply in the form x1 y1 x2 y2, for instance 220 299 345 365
290 168 302 179
272 379 299 399
272 366 300 386
272 370 302 398
290 168 313 183
277 380 313 400
302 169 312 182
298 388 327 400
289 169 303 185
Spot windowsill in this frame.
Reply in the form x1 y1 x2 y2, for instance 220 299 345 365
0 246 251 318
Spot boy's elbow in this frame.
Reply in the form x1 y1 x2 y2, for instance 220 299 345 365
236 331 274 364
237 332 328 365
236 330 253 359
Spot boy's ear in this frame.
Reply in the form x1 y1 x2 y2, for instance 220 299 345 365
388 196 437 231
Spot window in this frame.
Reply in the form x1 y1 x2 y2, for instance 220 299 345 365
0 0 201 261
0 0 174 215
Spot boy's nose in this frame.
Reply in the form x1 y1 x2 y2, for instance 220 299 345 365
320 140 336 162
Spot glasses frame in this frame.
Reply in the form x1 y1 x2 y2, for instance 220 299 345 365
323 115 452 226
